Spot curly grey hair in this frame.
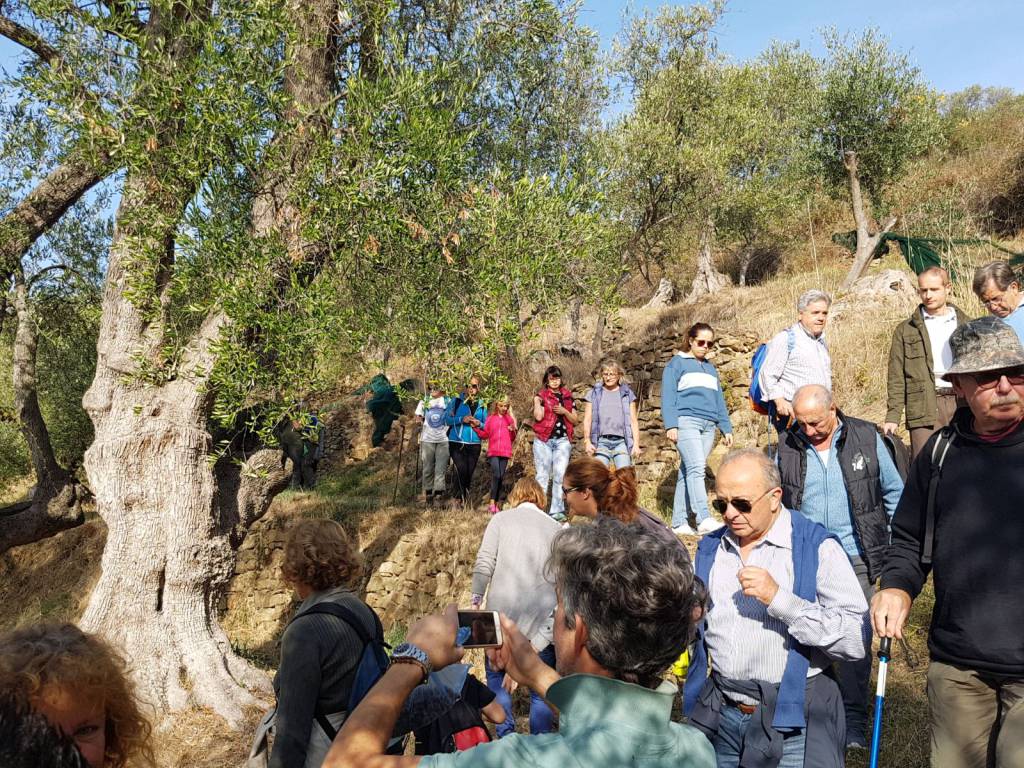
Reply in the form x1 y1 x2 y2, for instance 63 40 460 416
797 289 832 313
547 517 702 688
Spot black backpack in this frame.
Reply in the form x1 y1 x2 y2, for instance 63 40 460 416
289 601 390 740
879 431 912 482
922 426 956 565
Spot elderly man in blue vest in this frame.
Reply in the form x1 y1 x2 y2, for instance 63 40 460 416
683 448 869 768
778 384 903 751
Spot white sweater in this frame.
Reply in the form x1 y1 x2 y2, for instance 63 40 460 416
471 502 561 650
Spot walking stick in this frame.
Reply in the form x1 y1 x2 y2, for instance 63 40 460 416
868 637 893 768
392 423 407 504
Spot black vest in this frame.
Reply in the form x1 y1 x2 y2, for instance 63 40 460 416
778 412 889 581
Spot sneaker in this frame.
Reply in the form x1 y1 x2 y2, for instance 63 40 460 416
488 502 500 515
673 523 698 536
845 734 868 750
697 518 725 534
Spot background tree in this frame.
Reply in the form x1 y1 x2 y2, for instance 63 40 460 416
815 28 943 289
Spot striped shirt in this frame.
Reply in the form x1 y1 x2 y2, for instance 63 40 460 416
704 507 869 705
757 323 832 401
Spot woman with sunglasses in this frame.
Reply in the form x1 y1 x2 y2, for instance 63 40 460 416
661 322 734 537
446 374 489 505
560 456 689 558
531 365 579 522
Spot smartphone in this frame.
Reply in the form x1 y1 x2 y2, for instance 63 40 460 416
457 610 503 648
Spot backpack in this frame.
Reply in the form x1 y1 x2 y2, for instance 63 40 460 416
293 602 391 740
246 601 391 768
923 426 956 565
879 431 911 482
749 327 795 414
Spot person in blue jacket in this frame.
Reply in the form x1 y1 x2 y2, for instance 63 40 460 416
661 323 733 536
446 374 489 505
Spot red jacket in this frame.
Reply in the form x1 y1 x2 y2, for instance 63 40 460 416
474 413 518 458
532 387 575 442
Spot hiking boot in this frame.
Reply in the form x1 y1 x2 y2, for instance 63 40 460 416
845 734 868 750
697 518 725 535
673 523 698 536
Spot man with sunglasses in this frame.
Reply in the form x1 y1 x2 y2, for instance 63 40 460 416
779 384 904 750
872 317 1024 768
683 448 868 768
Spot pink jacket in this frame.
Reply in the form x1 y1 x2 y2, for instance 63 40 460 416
474 413 518 458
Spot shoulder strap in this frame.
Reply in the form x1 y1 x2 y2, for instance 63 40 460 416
923 427 956 565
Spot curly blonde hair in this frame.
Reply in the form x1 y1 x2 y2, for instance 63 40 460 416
0 623 154 768
281 518 363 591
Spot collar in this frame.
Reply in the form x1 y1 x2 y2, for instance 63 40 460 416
298 586 350 612
722 506 793 553
546 673 677 734
921 305 956 320
792 322 827 344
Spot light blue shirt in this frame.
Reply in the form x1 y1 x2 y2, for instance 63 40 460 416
793 422 904 559
420 674 715 768
1002 304 1024 345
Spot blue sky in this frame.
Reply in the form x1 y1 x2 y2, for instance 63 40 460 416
580 0 1024 96
3 2 1021 94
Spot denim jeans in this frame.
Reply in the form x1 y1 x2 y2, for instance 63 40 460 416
533 436 571 519
672 416 717 528
712 703 806 768
836 556 873 741
484 644 556 738
594 435 631 469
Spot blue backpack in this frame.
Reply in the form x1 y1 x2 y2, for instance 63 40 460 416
749 327 795 414
290 601 390 739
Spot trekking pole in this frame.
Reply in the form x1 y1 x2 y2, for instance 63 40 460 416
868 637 893 768
392 423 407 504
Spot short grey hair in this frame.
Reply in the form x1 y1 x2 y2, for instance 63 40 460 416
972 261 1019 296
596 357 625 377
797 289 832 313
792 384 834 412
718 448 782 492
547 517 702 688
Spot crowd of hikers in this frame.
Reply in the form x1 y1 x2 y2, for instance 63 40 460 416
1 259 1023 768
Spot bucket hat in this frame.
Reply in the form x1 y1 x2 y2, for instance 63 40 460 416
942 316 1024 378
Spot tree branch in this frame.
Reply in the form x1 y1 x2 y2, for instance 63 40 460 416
0 13 59 62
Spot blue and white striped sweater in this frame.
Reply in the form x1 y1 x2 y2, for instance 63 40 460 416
660 353 733 432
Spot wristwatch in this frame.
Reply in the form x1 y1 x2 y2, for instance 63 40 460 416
391 642 432 682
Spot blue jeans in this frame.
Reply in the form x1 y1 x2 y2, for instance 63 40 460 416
594 435 631 469
533 436 571 519
485 644 556 738
672 416 717 528
712 703 806 767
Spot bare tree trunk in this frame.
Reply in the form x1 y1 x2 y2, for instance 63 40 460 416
689 215 730 298
737 248 753 287
568 297 582 344
0 273 84 553
839 151 897 291
79 0 337 723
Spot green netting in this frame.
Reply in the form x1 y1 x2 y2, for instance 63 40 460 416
831 231 1024 275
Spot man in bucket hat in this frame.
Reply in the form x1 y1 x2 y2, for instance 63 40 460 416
871 316 1024 768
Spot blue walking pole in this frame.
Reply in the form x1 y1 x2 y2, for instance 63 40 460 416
868 637 893 768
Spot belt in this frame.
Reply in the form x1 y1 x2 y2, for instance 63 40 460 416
936 389 956 397
722 693 758 715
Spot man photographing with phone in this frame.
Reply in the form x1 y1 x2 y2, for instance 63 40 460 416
323 518 715 768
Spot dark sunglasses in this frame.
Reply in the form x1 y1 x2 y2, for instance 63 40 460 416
711 487 774 515
692 338 715 348
967 367 1024 390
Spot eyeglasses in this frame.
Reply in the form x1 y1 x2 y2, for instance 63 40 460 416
966 367 1024 390
711 488 774 515
562 485 582 495
692 339 714 348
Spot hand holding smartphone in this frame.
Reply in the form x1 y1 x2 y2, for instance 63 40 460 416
457 610 503 648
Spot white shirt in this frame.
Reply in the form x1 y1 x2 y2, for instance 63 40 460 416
922 307 958 389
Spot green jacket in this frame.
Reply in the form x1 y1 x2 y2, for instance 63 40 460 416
419 674 714 768
886 305 969 428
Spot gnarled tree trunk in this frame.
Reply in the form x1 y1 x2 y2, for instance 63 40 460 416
80 0 337 723
0 273 84 553
839 151 897 291
689 215 730 297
